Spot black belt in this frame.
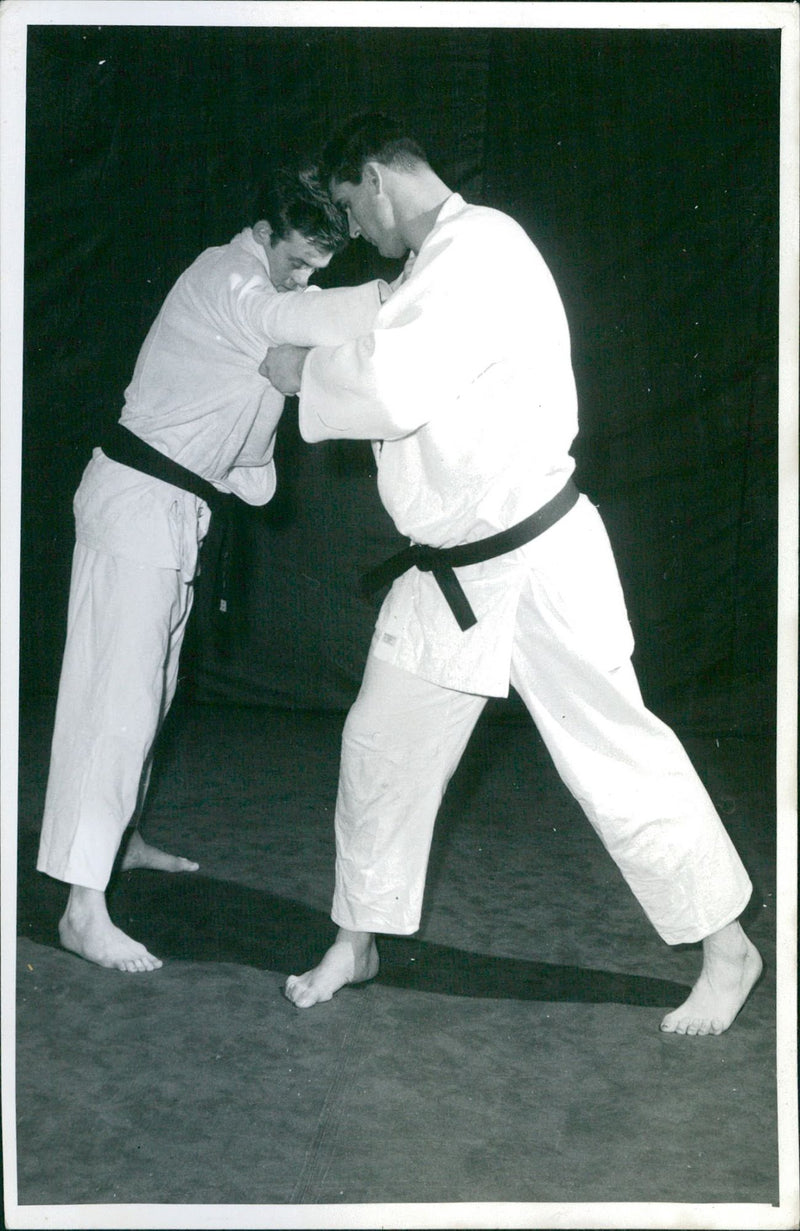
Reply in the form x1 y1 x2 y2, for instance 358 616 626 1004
100 422 249 645
101 421 234 515
362 477 580 632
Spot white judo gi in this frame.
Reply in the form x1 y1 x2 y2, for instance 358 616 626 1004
38 228 384 891
296 193 753 945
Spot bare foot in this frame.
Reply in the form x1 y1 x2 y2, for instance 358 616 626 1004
121 830 199 874
59 885 162 973
284 928 379 1008
660 921 762 1036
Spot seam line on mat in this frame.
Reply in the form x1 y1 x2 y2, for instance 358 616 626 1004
288 990 372 1203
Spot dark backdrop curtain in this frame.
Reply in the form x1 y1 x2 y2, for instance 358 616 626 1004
20 24 779 730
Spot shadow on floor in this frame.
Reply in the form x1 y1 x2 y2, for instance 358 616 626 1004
18 833 690 1007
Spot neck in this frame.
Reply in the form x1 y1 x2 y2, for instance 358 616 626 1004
395 169 452 253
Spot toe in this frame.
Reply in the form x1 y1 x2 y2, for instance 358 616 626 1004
284 978 304 1005
122 952 161 973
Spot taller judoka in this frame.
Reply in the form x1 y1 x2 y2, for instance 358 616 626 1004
264 114 762 1036
38 166 387 973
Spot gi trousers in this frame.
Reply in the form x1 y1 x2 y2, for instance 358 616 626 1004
331 555 753 946
37 544 194 891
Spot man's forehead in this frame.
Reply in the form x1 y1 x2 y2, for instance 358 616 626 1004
330 180 354 206
283 230 331 264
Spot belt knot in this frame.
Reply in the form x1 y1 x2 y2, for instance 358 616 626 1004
361 478 580 633
410 544 440 573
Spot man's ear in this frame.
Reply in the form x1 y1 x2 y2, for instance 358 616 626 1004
253 220 273 246
362 161 384 196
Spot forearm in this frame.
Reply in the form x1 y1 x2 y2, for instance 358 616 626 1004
255 281 387 347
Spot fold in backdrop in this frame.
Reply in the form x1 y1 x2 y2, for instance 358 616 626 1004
20 24 780 727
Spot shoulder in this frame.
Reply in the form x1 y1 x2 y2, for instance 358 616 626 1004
429 198 563 306
183 231 273 295
437 198 534 258
446 196 524 233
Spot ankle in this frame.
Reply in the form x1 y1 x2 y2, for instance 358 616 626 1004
702 920 750 959
64 884 107 921
336 928 374 952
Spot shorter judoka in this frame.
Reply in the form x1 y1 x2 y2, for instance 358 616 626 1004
37 166 387 973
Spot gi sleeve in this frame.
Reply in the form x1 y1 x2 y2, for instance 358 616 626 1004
297 223 512 443
239 280 388 347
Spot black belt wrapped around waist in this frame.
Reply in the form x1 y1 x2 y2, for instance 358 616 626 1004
101 421 233 514
100 422 248 648
362 477 580 632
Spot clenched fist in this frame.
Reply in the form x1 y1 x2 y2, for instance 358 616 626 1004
259 344 310 395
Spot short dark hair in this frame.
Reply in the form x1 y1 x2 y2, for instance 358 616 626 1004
260 165 349 252
321 113 430 187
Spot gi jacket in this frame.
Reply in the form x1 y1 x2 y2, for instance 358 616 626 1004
298 194 588 696
75 228 383 579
